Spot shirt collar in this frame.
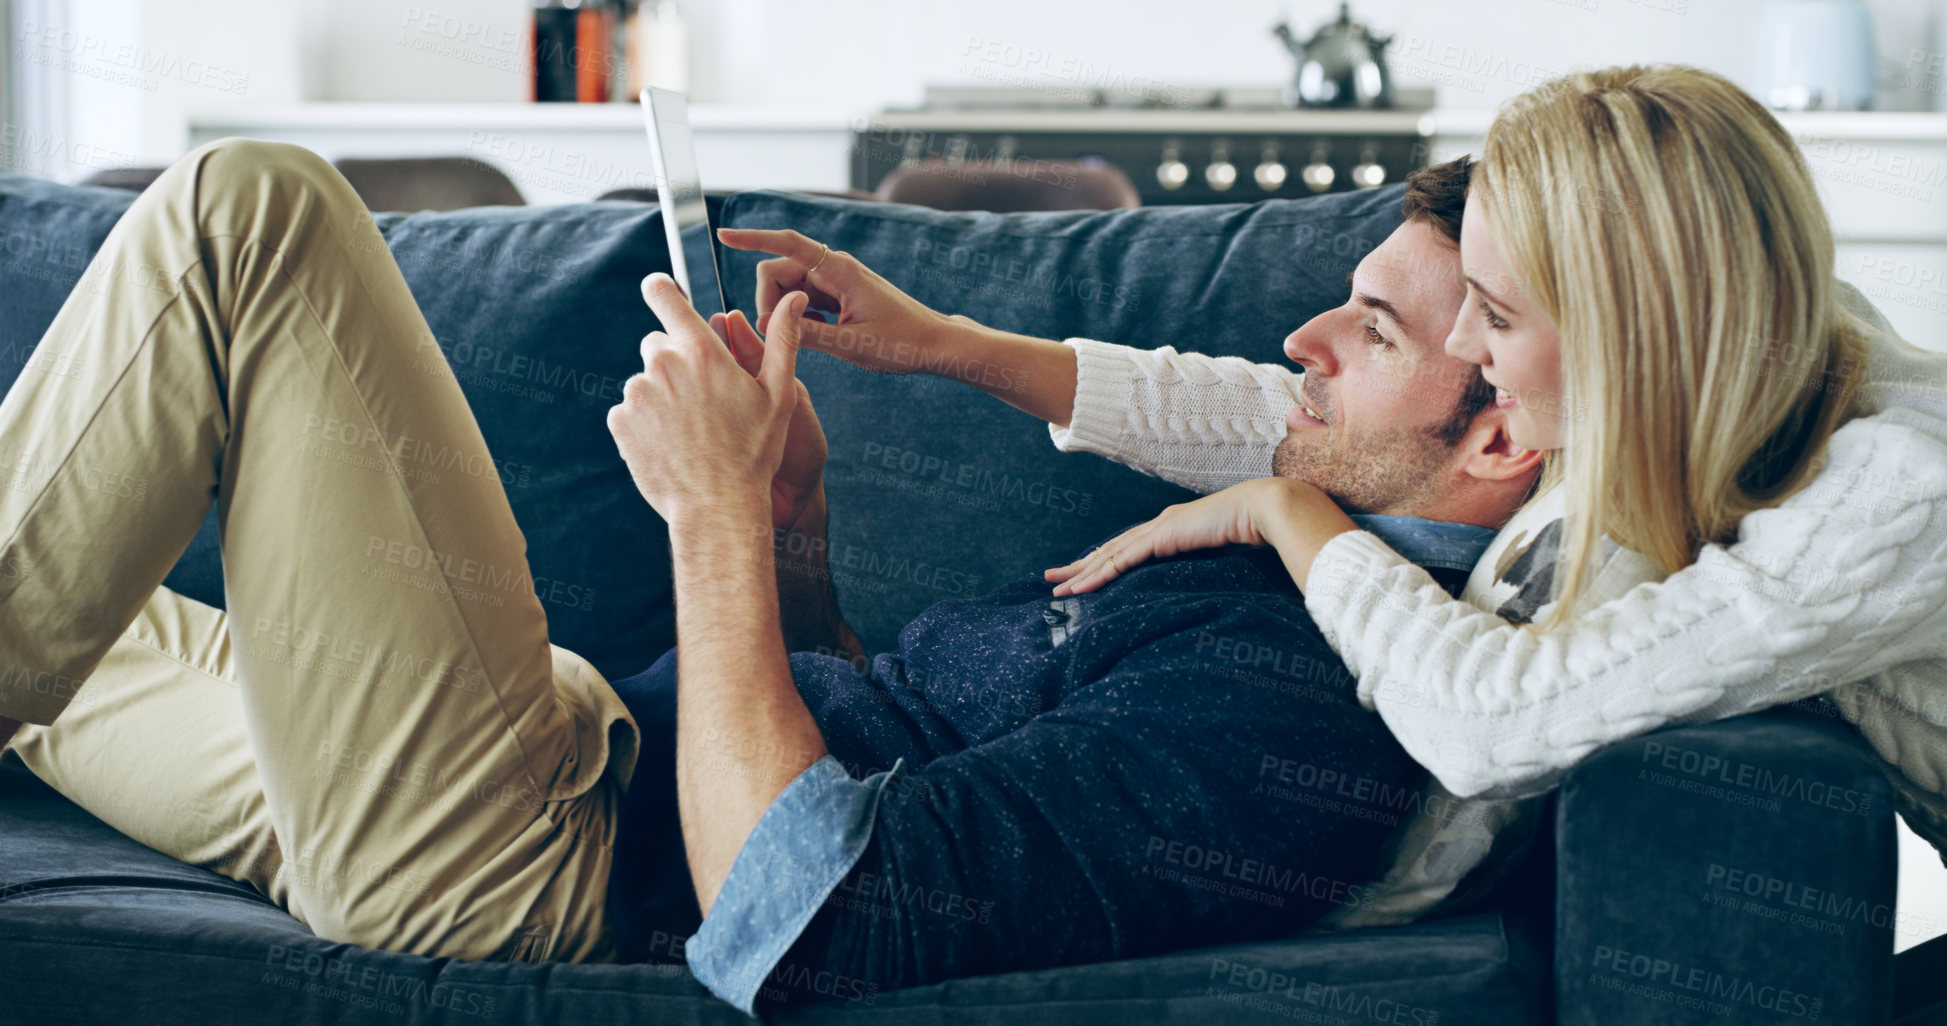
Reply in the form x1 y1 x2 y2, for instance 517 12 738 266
1346 514 1496 573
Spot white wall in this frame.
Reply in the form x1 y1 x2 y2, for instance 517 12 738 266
7 0 303 175
33 0 1947 165
306 0 1947 113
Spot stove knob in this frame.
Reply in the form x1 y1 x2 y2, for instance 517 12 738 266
1156 143 1190 190
1301 160 1335 192
1205 158 1237 192
1301 143 1335 193
1254 151 1287 191
1352 148 1386 189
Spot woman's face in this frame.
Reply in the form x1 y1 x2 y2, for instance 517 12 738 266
1446 190 1566 451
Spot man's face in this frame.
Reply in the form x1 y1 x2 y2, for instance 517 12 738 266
1270 220 1478 516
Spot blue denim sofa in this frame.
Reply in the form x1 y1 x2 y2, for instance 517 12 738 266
0 163 1899 1024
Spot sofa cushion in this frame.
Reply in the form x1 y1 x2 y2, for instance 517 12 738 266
716 188 1402 652
0 763 1545 1024
0 170 1400 670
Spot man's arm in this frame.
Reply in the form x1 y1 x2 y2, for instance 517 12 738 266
609 280 838 918
770 483 866 667
0 715 18 754
670 490 830 915
704 305 865 666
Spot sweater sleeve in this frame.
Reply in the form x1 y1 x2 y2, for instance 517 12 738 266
1047 338 1304 496
1301 414 1947 801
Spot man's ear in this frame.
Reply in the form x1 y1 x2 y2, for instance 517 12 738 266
1458 411 1545 485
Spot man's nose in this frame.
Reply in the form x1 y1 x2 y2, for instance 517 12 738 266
1283 313 1339 375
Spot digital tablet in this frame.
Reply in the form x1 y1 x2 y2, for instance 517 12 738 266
639 86 728 317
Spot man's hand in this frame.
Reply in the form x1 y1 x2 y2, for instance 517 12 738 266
705 306 861 663
608 273 811 525
705 307 827 531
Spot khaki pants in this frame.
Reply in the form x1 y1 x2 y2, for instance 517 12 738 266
0 137 639 965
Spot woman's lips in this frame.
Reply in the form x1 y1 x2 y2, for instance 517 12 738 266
1483 375 1519 409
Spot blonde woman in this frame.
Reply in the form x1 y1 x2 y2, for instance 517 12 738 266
1039 65 1947 849
726 65 1947 857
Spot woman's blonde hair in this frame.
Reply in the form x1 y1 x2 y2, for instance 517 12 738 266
1477 64 1869 626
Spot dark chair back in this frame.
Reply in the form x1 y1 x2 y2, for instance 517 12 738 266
874 158 1140 212
79 167 168 193
331 156 525 212
595 186 877 203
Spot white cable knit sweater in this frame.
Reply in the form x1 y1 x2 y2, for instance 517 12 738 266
1046 283 1947 854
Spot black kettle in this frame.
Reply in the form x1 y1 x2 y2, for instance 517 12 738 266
1272 3 1394 109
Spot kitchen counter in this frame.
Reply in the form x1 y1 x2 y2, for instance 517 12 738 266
186 101 1947 142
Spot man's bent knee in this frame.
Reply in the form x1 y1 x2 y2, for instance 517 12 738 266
188 137 352 210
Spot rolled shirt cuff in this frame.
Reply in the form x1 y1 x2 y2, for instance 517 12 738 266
686 754 904 1015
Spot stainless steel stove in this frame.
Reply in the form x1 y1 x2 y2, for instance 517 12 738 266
852 85 1435 205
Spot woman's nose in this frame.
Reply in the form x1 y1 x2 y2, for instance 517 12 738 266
1445 322 1487 366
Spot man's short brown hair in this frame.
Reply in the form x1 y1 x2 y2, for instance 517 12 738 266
1400 155 1473 247
1399 154 1494 442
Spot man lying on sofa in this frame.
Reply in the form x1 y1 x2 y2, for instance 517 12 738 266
0 144 1537 1015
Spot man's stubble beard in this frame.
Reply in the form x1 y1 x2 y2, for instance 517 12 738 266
1269 424 1454 518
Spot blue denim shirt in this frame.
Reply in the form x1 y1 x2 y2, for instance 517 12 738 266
683 515 1492 1014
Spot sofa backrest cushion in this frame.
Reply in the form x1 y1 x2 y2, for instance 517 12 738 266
0 172 721 680
0 165 1404 675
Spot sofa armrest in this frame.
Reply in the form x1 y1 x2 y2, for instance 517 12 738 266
1553 707 1896 1025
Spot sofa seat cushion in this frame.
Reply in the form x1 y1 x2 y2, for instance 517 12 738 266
0 765 1544 1024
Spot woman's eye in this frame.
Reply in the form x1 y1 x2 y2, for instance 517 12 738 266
1364 324 1393 349
1478 298 1509 331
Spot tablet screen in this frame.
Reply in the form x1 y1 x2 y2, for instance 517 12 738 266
641 87 728 318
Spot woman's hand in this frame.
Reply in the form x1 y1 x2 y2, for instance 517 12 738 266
718 226 1084 428
1043 478 1360 595
716 227 963 376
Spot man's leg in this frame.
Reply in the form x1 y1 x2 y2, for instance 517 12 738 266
5 587 289 906
0 137 632 962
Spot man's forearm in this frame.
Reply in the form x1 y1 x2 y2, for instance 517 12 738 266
771 485 866 668
670 490 830 915
930 318 1080 430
